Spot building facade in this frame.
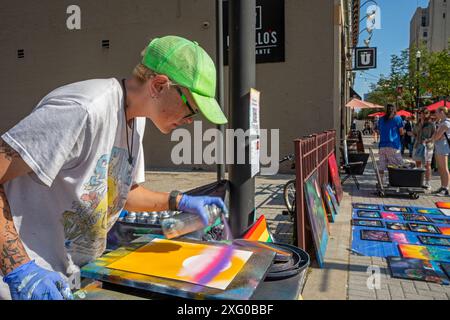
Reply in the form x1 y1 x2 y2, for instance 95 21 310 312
410 0 450 52
0 0 356 173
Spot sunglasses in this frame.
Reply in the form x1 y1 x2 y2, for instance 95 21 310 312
174 86 198 119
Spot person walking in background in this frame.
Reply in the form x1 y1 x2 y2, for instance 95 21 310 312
402 116 414 157
412 110 435 189
378 104 405 183
373 115 380 144
427 106 450 196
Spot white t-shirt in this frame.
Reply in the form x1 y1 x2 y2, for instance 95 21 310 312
438 119 450 142
0 78 145 298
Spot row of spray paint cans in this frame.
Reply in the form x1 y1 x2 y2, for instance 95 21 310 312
119 204 224 239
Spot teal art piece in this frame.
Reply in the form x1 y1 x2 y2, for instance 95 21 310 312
304 171 329 268
322 184 337 223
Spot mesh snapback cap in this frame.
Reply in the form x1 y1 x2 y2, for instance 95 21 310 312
142 35 227 125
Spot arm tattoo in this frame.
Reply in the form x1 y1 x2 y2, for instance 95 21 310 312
0 140 19 162
0 185 29 275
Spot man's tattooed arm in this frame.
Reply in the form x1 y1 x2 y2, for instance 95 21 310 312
0 185 30 275
0 140 19 162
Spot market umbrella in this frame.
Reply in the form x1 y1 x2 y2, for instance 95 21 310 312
425 100 450 111
396 110 413 117
368 112 385 117
345 98 384 109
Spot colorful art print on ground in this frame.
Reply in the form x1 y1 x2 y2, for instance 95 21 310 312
418 235 450 247
360 230 391 242
441 263 450 279
353 204 380 210
356 210 381 219
326 184 340 215
304 171 329 267
413 208 443 215
402 214 430 222
408 223 440 234
381 212 400 220
399 244 450 262
328 154 343 204
390 232 409 244
435 202 450 209
322 185 337 223
439 209 450 217
432 218 450 225
439 227 450 236
387 257 449 285
352 219 384 228
386 222 409 231
383 206 410 213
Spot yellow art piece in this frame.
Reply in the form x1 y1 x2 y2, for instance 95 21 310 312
398 244 431 260
107 238 253 290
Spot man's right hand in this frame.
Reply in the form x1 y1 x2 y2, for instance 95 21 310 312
3 260 73 300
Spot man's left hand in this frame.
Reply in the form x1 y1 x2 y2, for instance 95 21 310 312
177 195 228 225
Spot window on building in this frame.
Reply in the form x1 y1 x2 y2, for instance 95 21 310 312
423 31 428 37
444 13 446 19
421 16 427 26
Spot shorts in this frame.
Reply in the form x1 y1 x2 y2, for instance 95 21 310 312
435 140 450 156
378 147 403 171
412 144 434 163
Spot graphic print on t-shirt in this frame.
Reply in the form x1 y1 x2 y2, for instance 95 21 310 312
62 147 133 265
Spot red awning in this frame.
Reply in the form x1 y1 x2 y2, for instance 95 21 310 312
396 110 413 117
368 112 385 117
426 100 450 111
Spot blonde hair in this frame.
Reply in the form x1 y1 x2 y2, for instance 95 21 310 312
438 106 449 117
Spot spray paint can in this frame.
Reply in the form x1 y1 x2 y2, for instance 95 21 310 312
124 211 137 223
160 204 222 239
137 212 150 224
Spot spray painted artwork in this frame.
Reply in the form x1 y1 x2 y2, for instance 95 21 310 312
106 238 252 290
328 153 343 204
356 210 381 219
322 184 337 222
387 257 449 285
381 212 400 220
304 171 329 267
360 230 391 242
418 236 450 247
398 244 450 262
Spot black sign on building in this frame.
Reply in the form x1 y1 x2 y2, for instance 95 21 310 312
354 47 377 70
223 0 285 64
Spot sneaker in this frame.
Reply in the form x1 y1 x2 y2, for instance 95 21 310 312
423 181 431 190
434 187 449 196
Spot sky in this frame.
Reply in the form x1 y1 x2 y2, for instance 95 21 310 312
353 0 430 98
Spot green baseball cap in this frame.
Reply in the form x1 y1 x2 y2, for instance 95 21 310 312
142 35 227 125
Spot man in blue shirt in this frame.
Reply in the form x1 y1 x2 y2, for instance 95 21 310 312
377 104 405 183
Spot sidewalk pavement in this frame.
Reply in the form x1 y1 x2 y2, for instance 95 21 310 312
142 135 450 300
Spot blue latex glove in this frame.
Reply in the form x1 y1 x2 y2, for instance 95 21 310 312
178 195 228 226
3 260 73 300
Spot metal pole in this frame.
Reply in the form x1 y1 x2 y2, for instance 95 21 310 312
216 0 225 182
416 55 420 111
228 0 256 238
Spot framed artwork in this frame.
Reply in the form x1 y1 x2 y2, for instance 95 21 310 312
402 214 430 222
383 206 410 213
328 153 343 204
352 219 384 228
414 208 443 215
304 171 329 268
356 210 381 219
390 232 409 244
381 212 400 220
435 202 450 209
387 257 449 285
439 226 450 236
386 222 409 231
408 223 441 234
439 209 450 217
326 184 340 215
322 184 337 223
399 244 450 262
360 230 391 242
418 235 450 247
441 263 450 279
353 204 380 210
431 218 450 225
